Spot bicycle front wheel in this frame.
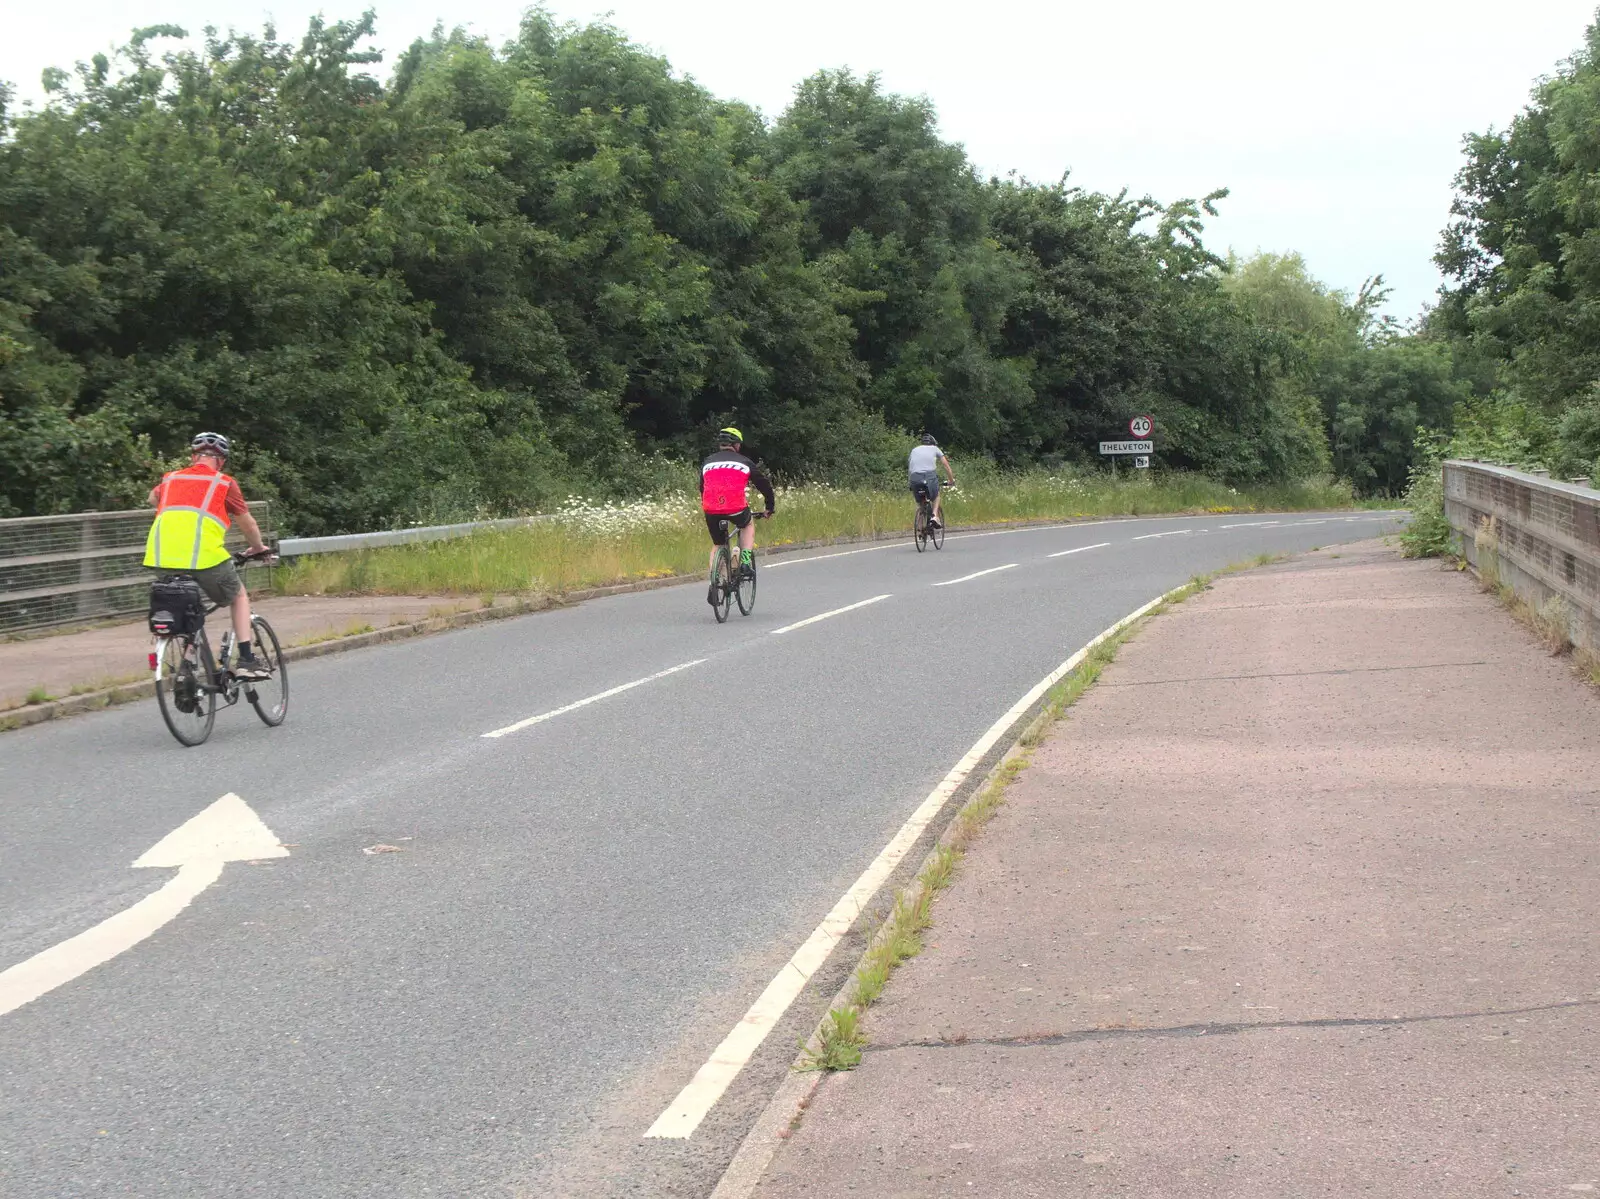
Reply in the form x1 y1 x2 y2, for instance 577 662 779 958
931 512 945 550
735 559 757 615
712 548 735 623
156 633 216 747
247 615 289 727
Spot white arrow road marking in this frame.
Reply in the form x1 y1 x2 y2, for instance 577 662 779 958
646 590 1172 1139
0 794 287 1018
1047 542 1111 558
769 595 892 635
482 659 708 738
931 563 1018 587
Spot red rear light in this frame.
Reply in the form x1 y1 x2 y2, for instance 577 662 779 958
148 652 159 671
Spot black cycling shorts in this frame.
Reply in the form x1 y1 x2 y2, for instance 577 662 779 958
705 509 752 545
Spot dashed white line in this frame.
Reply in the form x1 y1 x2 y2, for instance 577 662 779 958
1220 520 1281 529
1047 542 1111 558
644 589 1174 1140
932 563 1018 587
1132 529 1191 541
481 660 707 738
764 543 903 569
770 594 892 635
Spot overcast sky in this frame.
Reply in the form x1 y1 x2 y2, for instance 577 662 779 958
5 0 1597 320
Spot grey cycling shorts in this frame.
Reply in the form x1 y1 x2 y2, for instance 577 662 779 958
909 470 940 500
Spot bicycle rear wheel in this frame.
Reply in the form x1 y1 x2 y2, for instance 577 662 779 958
712 548 735 623
156 632 216 747
735 558 757 615
914 503 929 552
246 615 289 727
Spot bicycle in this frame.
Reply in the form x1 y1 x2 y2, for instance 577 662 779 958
148 548 288 747
913 482 949 553
708 512 769 623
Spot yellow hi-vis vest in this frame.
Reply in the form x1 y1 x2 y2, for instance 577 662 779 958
143 464 234 571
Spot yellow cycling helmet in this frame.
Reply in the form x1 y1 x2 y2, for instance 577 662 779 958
716 427 744 447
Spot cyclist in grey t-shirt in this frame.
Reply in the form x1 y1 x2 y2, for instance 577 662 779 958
908 434 957 528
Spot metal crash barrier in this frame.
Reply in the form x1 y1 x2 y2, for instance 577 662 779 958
0 503 272 636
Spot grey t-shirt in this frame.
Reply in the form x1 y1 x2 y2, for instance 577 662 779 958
908 444 944 475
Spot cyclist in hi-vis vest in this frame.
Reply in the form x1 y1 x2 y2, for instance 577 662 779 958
144 432 274 679
700 427 775 604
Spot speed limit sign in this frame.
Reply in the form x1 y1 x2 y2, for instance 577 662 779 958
1129 414 1154 438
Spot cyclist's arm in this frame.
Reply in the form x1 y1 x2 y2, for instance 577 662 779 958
750 466 776 514
226 484 269 553
939 454 956 485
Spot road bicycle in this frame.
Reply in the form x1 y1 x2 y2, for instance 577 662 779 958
913 482 950 553
148 548 288 747
708 512 769 623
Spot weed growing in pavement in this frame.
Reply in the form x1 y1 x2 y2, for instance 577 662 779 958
797 551 1297 1072
24 685 51 705
274 472 1357 597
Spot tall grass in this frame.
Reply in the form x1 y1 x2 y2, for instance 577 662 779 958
277 471 1358 597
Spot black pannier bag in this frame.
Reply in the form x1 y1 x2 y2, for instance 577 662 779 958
148 577 205 637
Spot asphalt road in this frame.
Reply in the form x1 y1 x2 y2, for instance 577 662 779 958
0 510 1404 1198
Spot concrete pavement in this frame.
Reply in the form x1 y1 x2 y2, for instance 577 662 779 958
751 541 1600 1198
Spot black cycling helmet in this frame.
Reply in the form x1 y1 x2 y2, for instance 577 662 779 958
921 433 938 446
716 426 743 448
191 432 231 460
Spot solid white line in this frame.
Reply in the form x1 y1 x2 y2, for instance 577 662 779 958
481 660 706 738
769 595 892 635
1047 542 1111 558
645 590 1172 1140
1132 529 1190 541
932 563 1018 587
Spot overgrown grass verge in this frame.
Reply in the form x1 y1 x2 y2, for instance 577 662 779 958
798 556 1281 1072
276 472 1354 597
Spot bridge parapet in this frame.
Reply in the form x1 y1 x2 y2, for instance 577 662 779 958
1444 460 1600 651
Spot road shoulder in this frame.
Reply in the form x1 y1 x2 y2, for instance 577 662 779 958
748 541 1600 1198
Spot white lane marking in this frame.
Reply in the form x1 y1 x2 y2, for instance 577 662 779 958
766 514 1250 569
1220 520 1281 529
932 563 1018 587
765 543 903 569
482 660 706 738
769 595 892 636
1047 542 1111 558
0 795 287 1019
1132 529 1191 541
645 590 1171 1139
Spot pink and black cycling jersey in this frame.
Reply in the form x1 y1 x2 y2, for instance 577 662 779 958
700 450 775 515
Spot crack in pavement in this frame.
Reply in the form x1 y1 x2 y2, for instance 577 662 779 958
867 997 1600 1053
1099 661 1492 687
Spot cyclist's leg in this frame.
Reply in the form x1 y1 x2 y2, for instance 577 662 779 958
731 509 755 573
705 513 728 600
929 475 943 525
